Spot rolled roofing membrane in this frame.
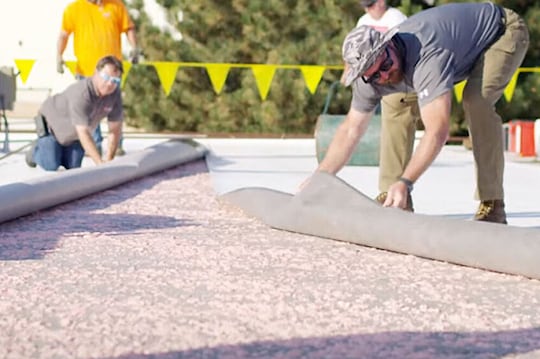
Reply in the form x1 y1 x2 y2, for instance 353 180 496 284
0 139 207 224
221 171 540 280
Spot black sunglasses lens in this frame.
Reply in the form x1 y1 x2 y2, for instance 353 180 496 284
380 57 393 72
363 49 392 84
368 73 380 84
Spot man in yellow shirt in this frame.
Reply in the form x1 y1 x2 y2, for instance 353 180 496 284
56 0 140 155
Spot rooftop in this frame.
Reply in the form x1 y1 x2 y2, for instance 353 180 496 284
1 116 540 358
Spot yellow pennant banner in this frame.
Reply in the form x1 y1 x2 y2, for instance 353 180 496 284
64 60 77 77
453 80 467 103
121 61 132 88
151 61 180 96
14 59 36 84
251 65 277 100
300 65 326 94
206 64 231 94
11 59 537 103
503 72 520 102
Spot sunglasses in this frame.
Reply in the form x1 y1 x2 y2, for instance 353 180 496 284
362 48 393 84
99 72 122 86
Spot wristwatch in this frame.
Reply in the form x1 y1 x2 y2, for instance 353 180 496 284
398 177 414 193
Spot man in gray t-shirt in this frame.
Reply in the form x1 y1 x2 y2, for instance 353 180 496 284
312 2 529 224
27 55 124 171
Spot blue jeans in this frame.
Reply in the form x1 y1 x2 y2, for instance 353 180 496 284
93 123 123 153
33 134 85 171
93 125 103 154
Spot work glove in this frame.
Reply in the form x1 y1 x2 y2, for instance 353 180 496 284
129 48 142 64
56 56 65 74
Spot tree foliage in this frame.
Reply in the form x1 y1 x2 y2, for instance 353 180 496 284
123 0 540 135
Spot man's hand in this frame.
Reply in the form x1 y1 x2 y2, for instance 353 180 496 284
56 56 65 74
298 174 314 193
383 180 410 210
129 48 142 64
106 120 122 161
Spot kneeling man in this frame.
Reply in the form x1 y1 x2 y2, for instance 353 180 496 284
27 55 124 170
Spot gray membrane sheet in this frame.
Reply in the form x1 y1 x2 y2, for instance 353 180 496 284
221 171 540 279
0 139 207 224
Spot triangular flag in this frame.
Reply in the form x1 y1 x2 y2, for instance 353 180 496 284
64 60 77 76
14 59 36 84
251 65 277 100
503 71 520 102
300 66 326 94
206 64 231 94
151 61 180 96
121 61 132 89
453 80 467 103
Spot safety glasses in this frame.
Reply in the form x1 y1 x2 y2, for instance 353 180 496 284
362 47 393 84
99 72 122 86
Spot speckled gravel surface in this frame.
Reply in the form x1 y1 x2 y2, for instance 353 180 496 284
1 159 540 359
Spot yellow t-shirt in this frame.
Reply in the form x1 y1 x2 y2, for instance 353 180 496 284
62 0 134 76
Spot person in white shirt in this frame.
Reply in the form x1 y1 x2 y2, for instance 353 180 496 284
357 0 406 31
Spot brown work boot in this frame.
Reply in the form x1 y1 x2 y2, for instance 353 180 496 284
375 191 414 212
474 200 507 224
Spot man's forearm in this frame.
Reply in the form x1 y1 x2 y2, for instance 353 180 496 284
57 32 69 58
106 132 120 161
77 127 102 165
402 92 451 183
401 132 445 183
126 28 138 49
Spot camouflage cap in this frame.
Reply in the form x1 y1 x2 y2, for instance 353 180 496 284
342 25 399 86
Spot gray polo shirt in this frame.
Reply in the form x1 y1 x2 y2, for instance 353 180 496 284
40 78 123 145
351 2 503 112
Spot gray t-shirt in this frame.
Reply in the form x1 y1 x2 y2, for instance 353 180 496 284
351 2 503 112
40 78 123 145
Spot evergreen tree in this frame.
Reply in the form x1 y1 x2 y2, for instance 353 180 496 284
124 0 360 134
123 0 540 135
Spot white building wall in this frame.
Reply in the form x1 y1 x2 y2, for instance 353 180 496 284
0 0 75 96
0 0 181 100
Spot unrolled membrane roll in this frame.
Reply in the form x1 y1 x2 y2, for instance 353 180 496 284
0 139 207 224
221 171 540 279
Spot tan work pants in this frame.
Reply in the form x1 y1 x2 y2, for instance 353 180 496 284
463 8 529 200
379 91 420 192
